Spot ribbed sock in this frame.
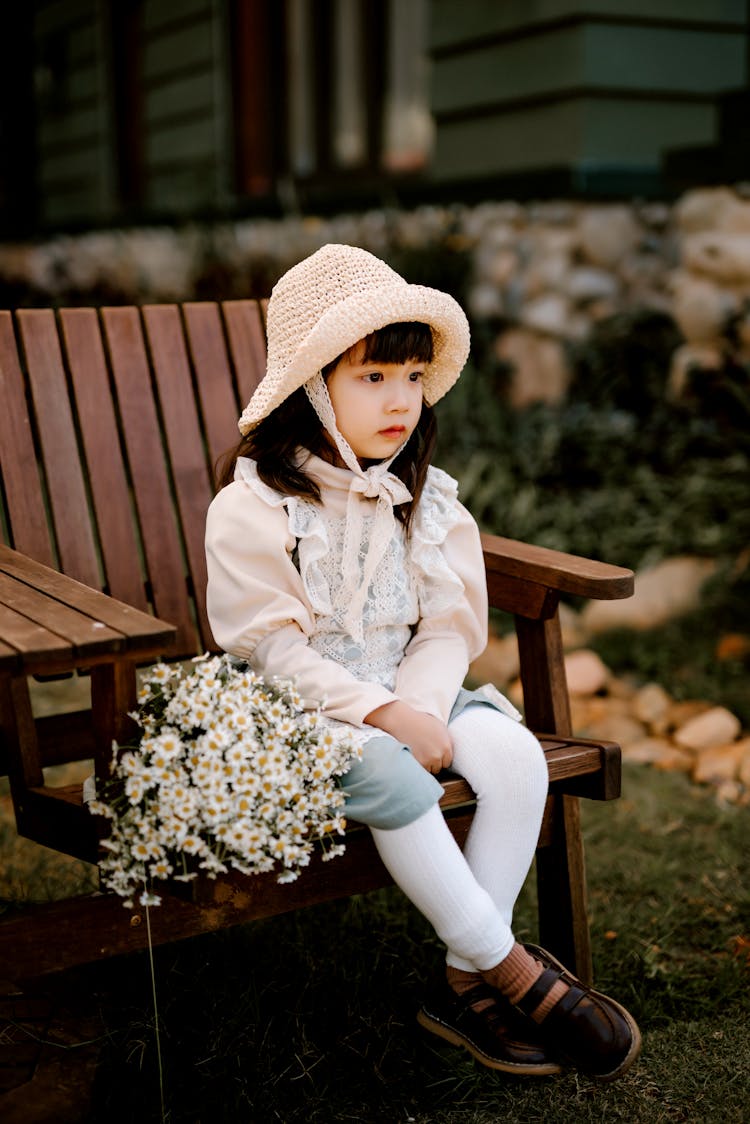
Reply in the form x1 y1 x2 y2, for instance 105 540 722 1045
446 965 495 1013
481 942 569 1021
370 805 510 969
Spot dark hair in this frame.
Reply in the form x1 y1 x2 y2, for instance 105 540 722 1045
215 322 437 531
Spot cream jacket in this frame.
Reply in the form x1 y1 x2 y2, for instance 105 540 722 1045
205 454 488 728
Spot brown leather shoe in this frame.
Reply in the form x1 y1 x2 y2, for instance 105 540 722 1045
417 983 563 1076
514 944 641 1082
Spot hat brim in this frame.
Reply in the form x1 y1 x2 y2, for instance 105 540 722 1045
239 282 470 433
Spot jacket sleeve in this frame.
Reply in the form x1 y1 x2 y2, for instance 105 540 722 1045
205 481 398 726
393 501 488 724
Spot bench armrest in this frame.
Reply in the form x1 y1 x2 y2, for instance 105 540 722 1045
481 533 634 603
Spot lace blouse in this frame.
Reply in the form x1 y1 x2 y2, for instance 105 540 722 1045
205 453 488 731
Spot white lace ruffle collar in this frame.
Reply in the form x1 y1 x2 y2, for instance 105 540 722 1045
234 455 465 627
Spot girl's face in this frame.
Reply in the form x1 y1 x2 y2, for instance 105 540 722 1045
325 339 425 463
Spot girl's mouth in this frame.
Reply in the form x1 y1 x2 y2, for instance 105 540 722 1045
379 426 406 437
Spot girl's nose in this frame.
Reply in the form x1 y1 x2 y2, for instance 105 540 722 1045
387 384 410 411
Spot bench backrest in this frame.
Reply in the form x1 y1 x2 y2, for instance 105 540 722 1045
0 302 267 658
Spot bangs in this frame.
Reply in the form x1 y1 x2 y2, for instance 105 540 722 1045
349 322 434 367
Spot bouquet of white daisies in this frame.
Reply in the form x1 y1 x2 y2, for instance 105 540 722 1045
88 654 360 908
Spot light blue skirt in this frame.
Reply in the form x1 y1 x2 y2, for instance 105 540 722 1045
339 687 515 830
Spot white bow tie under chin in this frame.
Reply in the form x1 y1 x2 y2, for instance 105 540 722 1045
304 372 412 644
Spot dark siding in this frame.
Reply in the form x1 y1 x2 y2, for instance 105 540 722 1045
429 0 747 193
33 0 114 228
139 0 228 217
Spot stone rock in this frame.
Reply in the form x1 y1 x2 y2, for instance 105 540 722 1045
653 699 711 738
463 203 524 238
570 695 633 731
670 272 736 343
507 677 525 710
484 246 521 288
519 292 571 337
632 682 672 727
669 343 725 399
652 747 696 773
733 308 750 362
606 675 639 701
683 232 750 285
620 248 667 290
675 187 750 234
675 706 742 752
564 649 610 696
715 779 744 805
692 738 748 783
638 202 671 229
469 633 520 687
468 281 504 318
527 224 578 258
585 298 618 323
578 206 642 268
580 556 717 634
528 201 578 225
575 712 647 748
558 603 587 649
522 251 571 298
565 266 620 304
622 737 691 771
738 740 750 786
495 328 571 407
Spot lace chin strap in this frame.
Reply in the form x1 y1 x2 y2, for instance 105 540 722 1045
304 372 413 645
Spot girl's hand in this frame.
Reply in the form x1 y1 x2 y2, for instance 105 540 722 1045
364 700 453 775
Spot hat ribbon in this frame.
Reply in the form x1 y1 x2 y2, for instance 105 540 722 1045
304 373 412 645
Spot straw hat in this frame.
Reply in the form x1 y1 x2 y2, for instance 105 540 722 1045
238 243 471 434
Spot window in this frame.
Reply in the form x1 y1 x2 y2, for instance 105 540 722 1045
231 0 433 201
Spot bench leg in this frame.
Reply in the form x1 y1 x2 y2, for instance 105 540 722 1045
0 674 44 832
536 793 592 985
515 609 594 985
90 661 138 780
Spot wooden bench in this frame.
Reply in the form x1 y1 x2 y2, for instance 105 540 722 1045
0 301 633 985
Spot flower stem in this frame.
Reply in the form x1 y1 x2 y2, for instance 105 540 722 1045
145 898 167 1123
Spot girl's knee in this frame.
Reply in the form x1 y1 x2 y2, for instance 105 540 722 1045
340 735 443 830
450 707 549 799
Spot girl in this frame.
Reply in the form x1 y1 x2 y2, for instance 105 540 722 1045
205 244 640 1080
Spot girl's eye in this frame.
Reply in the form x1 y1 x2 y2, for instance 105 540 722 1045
363 372 383 383
409 370 424 382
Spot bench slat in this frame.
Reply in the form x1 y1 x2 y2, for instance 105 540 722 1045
16 310 101 588
143 305 217 651
102 307 197 655
222 300 267 409
0 602 74 661
0 571 123 652
60 308 150 611
0 313 54 566
184 302 243 470
0 545 173 644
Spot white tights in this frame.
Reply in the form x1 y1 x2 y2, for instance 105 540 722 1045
370 706 549 972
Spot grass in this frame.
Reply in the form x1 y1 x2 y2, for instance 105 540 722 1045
4 764 744 1123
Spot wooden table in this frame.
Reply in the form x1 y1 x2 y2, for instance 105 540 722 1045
0 544 176 862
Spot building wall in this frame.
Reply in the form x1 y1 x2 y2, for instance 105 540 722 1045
31 0 230 230
33 0 115 227
429 0 747 192
11 0 750 235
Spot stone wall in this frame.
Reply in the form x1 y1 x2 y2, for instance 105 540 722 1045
1 186 749 406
